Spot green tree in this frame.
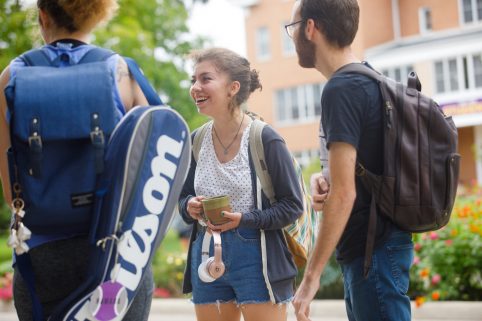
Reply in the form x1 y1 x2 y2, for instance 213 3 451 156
93 0 207 129
0 0 38 70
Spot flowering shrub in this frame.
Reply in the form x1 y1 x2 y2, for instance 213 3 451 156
409 189 482 305
152 250 187 298
0 271 13 302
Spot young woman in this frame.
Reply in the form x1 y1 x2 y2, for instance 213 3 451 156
0 1 151 320
178 47 304 321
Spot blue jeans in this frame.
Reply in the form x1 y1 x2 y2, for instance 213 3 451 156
190 227 273 305
340 229 413 321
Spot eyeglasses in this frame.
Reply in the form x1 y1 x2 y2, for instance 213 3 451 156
285 20 304 38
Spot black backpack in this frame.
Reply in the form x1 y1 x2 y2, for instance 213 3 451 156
338 63 460 277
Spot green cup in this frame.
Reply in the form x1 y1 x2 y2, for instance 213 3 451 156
202 195 232 225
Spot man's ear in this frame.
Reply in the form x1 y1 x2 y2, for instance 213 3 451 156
305 18 317 41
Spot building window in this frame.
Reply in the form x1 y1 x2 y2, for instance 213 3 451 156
419 7 432 33
274 83 325 124
461 0 482 23
312 84 322 117
276 90 288 122
448 59 459 91
434 53 482 93
380 65 414 83
435 61 445 93
434 59 460 93
474 54 482 87
290 88 299 120
281 22 295 56
256 27 271 60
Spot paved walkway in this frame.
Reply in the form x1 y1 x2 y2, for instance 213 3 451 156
1 299 481 320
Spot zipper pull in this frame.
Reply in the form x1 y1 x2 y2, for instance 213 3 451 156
385 100 393 129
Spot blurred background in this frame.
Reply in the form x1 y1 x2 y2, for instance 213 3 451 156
0 0 481 307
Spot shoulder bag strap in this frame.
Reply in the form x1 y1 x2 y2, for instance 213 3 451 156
249 119 276 204
192 121 211 163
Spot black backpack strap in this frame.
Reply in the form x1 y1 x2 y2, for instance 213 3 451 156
355 164 382 277
336 62 383 80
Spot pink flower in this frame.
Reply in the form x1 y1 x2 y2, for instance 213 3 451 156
431 274 441 285
445 239 453 246
153 287 171 298
413 256 420 265
429 232 439 240
414 243 422 251
0 284 13 301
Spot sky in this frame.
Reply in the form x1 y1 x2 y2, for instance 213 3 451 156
188 0 247 56
21 0 247 56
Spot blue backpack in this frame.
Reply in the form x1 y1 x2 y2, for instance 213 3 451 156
5 47 159 236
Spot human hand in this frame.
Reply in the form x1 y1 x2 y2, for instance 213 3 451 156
187 196 206 222
292 276 320 321
206 210 241 232
310 172 329 211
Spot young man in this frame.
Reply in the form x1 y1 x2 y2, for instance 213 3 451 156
289 1 413 321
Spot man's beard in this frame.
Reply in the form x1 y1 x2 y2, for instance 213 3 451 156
295 30 316 68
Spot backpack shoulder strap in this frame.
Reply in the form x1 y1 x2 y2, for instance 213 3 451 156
123 57 163 106
78 47 115 64
249 119 276 204
336 62 384 81
21 47 114 67
192 121 212 163
19 48 52 66
81 48 163 106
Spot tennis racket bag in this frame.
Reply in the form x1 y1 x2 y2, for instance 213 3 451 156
50 105 191 321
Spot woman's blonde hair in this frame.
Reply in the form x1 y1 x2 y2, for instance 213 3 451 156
37 0 118 33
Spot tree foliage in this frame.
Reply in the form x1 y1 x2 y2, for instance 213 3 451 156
93 0 207 129
0 0 38 70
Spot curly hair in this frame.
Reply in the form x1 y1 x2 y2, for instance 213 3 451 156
37 0 118 33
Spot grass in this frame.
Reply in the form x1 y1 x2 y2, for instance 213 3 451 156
0 234 12 274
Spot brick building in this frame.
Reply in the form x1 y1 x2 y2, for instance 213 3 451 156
234 0 482 185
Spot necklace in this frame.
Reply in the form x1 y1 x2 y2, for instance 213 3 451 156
213 113 245 155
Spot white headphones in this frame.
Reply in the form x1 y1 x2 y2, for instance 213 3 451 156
198 230 225 283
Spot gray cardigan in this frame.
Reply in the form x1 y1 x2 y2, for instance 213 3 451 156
178 124 303 303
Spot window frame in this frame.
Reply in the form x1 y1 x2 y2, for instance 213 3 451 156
256 26 271 61
419 7 433 34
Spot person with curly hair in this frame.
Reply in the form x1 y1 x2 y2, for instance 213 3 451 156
0 1 152 320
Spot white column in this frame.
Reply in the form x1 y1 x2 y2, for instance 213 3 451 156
391 0 401 40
